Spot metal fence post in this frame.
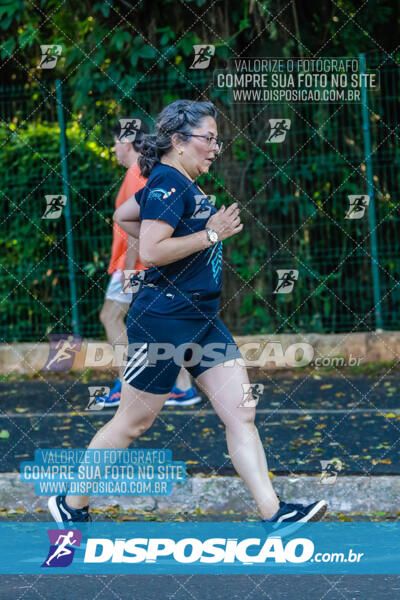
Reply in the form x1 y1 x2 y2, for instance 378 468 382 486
55 79 80 335
359 53 383 331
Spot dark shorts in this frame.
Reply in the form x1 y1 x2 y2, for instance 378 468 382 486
124 307 243 395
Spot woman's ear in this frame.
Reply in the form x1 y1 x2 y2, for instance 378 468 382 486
171 132 185 154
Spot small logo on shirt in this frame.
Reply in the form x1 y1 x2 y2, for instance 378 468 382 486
148 188 176 203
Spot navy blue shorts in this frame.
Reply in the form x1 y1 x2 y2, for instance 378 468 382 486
124 305 243 395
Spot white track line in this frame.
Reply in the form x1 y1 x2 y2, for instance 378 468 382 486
2 408 400 418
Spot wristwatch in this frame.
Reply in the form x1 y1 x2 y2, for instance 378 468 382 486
206 228 219 245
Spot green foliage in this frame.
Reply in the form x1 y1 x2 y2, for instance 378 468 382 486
2 0 395 119
0 118 117 340
1 1 399 340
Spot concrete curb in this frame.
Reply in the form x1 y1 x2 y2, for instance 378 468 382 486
2 331 400 373
1 474 398 514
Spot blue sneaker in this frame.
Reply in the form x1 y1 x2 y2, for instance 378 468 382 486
94 379 121 408
165 385 202 407
264 500 327 536
48 495 91 524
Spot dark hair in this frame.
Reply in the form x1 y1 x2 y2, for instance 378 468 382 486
138 99 217 177
111 118 149 152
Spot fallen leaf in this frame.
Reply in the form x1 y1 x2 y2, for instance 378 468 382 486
0 430 10 439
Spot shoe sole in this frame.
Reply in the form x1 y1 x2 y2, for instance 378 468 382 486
102 400 121 407
48 496 63 524
164 397 202 406
302 500 328 523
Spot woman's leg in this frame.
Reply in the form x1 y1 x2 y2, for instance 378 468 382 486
66 380 168 509
196 360 279 520
175 367 192 390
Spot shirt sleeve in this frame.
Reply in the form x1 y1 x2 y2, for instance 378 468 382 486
141 175 187 229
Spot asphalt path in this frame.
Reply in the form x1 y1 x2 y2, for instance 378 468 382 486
0 375 399 475
1 375 399 599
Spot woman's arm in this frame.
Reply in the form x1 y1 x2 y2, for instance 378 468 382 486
139 219 210 267
139 203 243 267
113 194 141 238
124 235 139 271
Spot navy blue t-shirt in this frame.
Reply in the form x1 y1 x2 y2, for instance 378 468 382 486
133 163 223 319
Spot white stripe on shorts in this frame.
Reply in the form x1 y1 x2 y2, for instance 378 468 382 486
124 343 148 382
124 360 148 383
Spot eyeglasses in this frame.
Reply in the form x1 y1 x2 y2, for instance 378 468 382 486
184 134 223 153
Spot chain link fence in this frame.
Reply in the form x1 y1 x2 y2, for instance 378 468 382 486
1 52 399 342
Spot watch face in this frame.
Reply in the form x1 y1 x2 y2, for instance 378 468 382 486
209 230 218 243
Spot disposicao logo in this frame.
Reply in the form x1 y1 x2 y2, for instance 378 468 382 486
83 536 314 564
42 529 82 568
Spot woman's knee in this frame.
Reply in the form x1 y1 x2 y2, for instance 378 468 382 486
222 405 256 429
124 415 156 440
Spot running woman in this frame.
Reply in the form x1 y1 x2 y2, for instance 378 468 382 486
49 100 327 527
99 119 200 407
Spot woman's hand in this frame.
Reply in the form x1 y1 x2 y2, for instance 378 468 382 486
205 202 243 241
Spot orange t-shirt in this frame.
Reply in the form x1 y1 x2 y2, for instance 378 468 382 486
108 163 147 274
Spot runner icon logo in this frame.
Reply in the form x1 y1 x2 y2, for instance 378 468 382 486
42 195 67 220
239 383 265 407
122 270 145 294
190 45 215 69
118 119 142 143
274 269 299 294
42 334 82 372
345 195 370 219
192 195 216 219
39 45 62 69
266 119 291 143
42 529 82 568
320 458 343 485
87 386 110 411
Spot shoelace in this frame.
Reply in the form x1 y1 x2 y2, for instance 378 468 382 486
69 511 92 523
282 502 307 514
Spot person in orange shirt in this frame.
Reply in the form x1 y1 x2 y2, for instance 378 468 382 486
98 119 148 406
98 119 201 407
